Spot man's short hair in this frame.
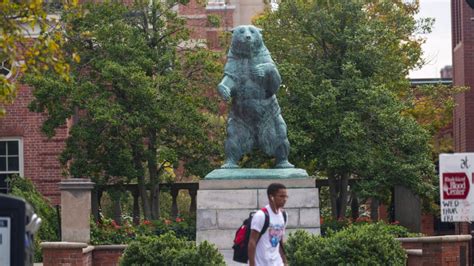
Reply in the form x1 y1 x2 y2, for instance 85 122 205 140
267 183 286 197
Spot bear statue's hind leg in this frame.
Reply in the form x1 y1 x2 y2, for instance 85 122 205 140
273 115 294 169
274 139 294 169
221 118 254 169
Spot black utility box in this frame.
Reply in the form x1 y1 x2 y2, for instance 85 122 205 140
0 194 41 266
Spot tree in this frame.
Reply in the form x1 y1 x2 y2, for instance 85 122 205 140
401 84 467 158
0 0 75 115
25 1 223 220
256 0 436 219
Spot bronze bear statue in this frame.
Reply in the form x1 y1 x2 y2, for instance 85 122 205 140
217 25 294 169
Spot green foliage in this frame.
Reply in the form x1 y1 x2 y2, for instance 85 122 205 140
24 1 224 219
286 223 407 265
7 176 60 262
207 14 221 27
120 232 225 265
256 0 436 218
91 216 196 245
320 218 422 238
0 1 77 115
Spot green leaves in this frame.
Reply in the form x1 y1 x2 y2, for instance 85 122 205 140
286 223 407 265
120 233 225 265
258 0 436 216
25 1 223 188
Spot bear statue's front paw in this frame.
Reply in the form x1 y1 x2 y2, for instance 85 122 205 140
275 160 295 169
221 161 240 169
218 84 231 102
253 63 274 78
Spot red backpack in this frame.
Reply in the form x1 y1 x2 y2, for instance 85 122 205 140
232 207 287 263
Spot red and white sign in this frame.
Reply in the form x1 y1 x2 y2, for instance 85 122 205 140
442 172 470 199
439 154 474 222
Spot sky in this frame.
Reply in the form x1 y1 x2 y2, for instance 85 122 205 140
409 0 452 79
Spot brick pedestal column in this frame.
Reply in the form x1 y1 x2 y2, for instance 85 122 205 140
59 178 94 243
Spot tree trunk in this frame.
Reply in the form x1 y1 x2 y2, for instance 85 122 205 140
350 190 359 220
370 198 379 221
338 173 350 219
109 189 122 225
132 189 140 225
147 132 160 219
137 175 151 220
113 197 122 225
328 175 338 219
328 173 351 219
151 184 160 219
91 188 100 222
134 147 151 220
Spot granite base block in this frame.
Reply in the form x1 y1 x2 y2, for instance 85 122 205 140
196 177 320 251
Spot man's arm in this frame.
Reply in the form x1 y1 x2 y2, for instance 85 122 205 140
279 239 288 266
248 229 260 266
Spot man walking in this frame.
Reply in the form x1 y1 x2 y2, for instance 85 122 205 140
248 183 288 266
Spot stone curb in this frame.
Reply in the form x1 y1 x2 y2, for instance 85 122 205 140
94 245 128 250
397 234 472 243
40 242 88 249
405 249 423 256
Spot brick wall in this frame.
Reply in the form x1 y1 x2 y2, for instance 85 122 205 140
92 245 126 266
42 243 93 266
453 0 474 152
0 83 67 205
399 235 472 266
42 243 125 266
179 0 234 49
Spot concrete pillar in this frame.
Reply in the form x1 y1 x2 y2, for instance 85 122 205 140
59 178 94 243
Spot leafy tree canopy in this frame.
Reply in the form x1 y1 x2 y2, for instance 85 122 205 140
1 0 76 115
25 0 223 219
256 0 436 218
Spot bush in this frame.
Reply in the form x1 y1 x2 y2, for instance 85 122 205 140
321 217 421 238
120 232 224 265
286 223 406 265
6 176 60 262
91 215 196 245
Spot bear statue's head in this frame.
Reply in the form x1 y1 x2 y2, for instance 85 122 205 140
229 25 267 58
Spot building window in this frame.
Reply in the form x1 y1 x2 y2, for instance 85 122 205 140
0 58 12 79
0 138 23 193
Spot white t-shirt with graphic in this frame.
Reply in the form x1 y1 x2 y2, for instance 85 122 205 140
250 204 287 266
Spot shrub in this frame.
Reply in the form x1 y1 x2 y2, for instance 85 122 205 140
120 232 224 265
286 223 407 265
91 215 196 245
90 217 138 245
321 217 421 238
6 176 60 262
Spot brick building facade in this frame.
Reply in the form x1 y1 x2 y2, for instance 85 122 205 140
0 0 265 205
452 0 474 152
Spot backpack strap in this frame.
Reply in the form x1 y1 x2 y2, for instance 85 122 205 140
259 208 270 240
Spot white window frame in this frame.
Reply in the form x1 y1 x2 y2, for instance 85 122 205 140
0 138 24 178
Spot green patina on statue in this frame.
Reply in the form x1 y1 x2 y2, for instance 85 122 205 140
218 25 294 169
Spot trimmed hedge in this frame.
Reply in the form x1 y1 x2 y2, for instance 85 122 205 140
120 232 225 265
286 222 406 265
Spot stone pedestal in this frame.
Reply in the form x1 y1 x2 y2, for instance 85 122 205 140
196 169 320 251
59 178 94 243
